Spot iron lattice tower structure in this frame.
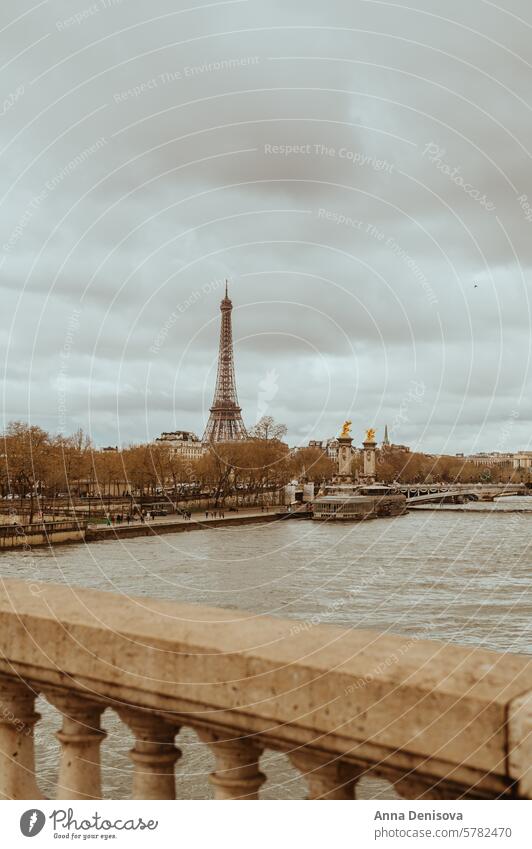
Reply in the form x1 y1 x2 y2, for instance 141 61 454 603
202 282 248 443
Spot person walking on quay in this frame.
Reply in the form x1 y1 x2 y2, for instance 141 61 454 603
205 511 208 519
126 514 131 525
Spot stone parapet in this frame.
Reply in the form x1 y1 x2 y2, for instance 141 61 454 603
0 578 530 799
0 521 86 549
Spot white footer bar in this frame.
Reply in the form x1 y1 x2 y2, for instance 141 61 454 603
2 799 529 848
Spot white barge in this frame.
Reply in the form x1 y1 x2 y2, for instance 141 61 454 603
313 484 407 521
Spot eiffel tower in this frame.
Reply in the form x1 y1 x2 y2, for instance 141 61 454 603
202 282 248 443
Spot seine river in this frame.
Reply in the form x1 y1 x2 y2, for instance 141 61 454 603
2 499 531 799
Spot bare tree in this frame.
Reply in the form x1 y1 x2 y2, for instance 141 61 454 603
249 415 287 441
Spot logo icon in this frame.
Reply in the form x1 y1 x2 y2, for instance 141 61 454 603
20 809 45 837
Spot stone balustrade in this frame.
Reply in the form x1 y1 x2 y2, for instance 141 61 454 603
0 521 86 549
0 578 530 800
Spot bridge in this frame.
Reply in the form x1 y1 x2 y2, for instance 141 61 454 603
401 483 528 505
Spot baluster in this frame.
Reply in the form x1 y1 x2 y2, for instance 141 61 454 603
0 675 44 799
394 775 461 800
289 749 359 799
118 710 181 799
196 728 265 799
45 689 107 800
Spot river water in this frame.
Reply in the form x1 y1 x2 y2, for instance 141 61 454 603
2 498 531 799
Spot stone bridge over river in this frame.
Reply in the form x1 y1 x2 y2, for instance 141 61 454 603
400 483 528 505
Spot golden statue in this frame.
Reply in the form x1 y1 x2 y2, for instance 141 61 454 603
365 428 376 442
340 420 352 438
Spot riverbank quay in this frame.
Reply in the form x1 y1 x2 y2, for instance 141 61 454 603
0 520 86 550
0 487 284 523
85 508 286 542
0 506 309 550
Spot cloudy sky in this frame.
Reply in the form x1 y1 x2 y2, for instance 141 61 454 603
1 0 531 452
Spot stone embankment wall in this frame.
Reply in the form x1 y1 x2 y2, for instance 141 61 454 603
86 512 281 542
0 522 85 550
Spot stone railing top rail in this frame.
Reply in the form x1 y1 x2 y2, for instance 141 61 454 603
0 578 530 796
0 520 86 535
399 483 525 490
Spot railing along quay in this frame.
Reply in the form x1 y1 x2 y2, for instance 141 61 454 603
0 578 530 800
0 521 83 535
0 521 86 549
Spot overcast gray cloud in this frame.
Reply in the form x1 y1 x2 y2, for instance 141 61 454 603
1 0 531 452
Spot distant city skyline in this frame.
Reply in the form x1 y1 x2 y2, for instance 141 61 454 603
2 278 530 455
1 1 530 455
